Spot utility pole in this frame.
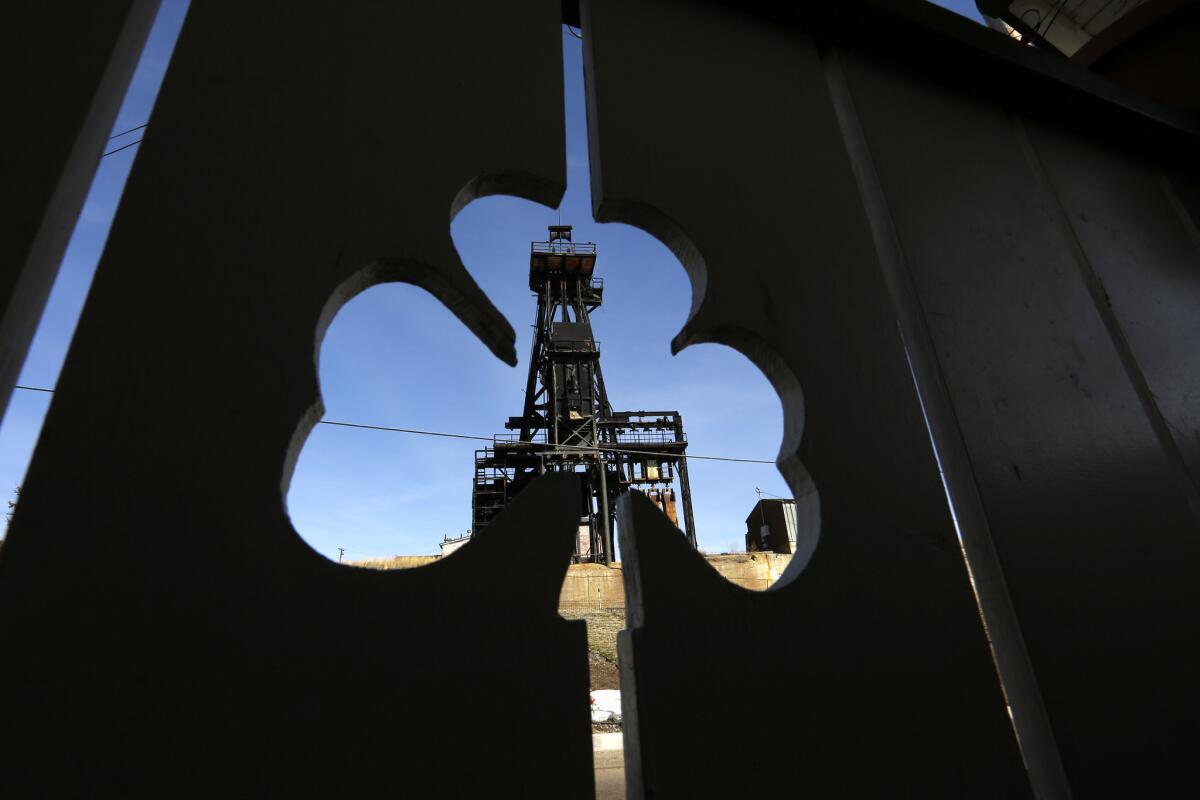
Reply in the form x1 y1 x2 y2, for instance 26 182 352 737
755 487 767 551
337 547 344 563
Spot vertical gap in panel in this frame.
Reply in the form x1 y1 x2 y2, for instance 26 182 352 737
1014 120 1200 524
0 0 191 528
1156 171 1200 258
820 44 1071 800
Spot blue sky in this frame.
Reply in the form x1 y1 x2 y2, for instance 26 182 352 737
0 1 982 559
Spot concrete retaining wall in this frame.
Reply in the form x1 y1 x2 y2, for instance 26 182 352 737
350 551 793 607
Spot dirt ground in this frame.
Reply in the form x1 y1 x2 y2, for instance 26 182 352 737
588 650 620 690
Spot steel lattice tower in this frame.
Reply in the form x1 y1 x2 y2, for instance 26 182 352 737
470 225 697 562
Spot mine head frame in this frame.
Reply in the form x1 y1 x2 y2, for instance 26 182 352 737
471 225 698 563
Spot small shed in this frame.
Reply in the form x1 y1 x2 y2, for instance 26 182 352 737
744 499 798 554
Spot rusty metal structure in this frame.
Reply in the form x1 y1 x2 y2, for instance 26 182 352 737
471 225 697 562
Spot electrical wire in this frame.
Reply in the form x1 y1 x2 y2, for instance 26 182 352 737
319 419 490 442
11 385 776 465
108 122 148 140
566 442 771 464
1038 0 1070 41
325 419 773 463
102 139 142 158
1081 0 1118 30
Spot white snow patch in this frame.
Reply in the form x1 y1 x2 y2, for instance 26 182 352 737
590 689 622 723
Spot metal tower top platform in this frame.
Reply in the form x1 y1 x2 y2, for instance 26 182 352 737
529 224 597 292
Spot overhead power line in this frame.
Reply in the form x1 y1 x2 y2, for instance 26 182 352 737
108 122 148 140
568 441 771 464
102 139 142 158
323 418 774 463
319 419 489 442
11 385 775 464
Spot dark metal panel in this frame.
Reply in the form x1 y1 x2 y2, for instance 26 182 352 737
839 47 1200 796
0 1 160 421
1026 123 1200 506
0 2 587 795
583 1 1030 796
